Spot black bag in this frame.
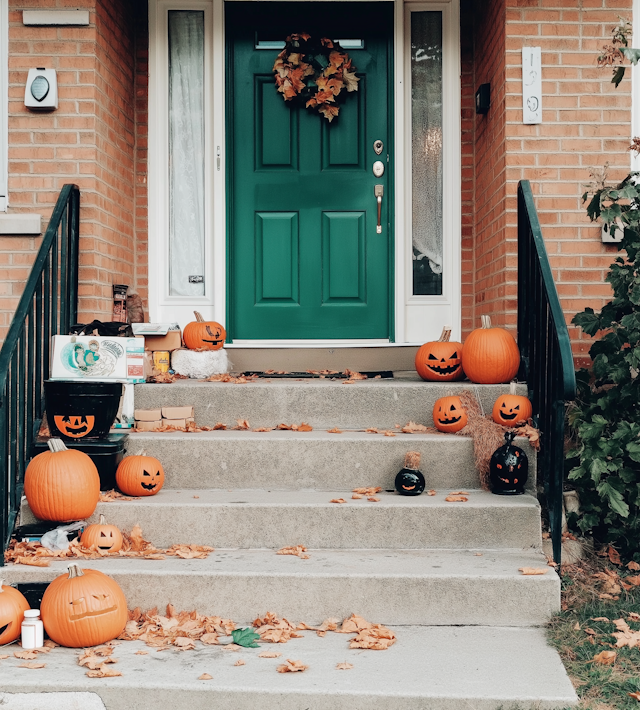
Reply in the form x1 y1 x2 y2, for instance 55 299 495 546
69 320 135 338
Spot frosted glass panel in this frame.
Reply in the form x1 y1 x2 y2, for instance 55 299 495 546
168 11 205 297
411 11 443 296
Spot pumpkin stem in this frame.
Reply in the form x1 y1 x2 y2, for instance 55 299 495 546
193 311 204 322
510 381 517 396
438 326 452 343
481 315 492 329
135 449 147 457
47 438 68 453
98 514 106 525
403 451 421 470
67 563 84 579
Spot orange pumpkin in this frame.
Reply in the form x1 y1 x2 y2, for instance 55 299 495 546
41 563 127 648
80 514 123 553
0 580 30 645
492 381 533 426
433 395 468 433
53 414 95 439
415 326 464 382
116 450 165 496
24 438 100 522
461 315 520 384
183 311 226 351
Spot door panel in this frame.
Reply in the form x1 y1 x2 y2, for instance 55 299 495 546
228 3 393 340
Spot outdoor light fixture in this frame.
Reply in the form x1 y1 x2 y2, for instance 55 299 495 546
475 83 490 115
25 68 58 111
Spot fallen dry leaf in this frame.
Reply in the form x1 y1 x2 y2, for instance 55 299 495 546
14 650 38 660
349 625 396 650
630 691 640 701
18 662 46 669
327 427 343 434
626 575 640 587
234 659 245 666
200 633 219 645
258 651 282 658
336 662 353 670
298 423 313 432
0 654 9 660
277 658 308 673
612 618 640 648
86 664 122 678
401 421 428 434
339 614 373 634
427 490 436 496
383 430 396 437
628 561 640 571
516 423 540 451
608 546 622 565
277 545 310 560
592 650 617 665
232 419 251 430
629 612 640 622
352 493 362 499
330 498 347 504
353 487 382 496
519 567 549 575
14 556 50 567
99 489 140 502
134 650 148 655
574 622 581 630
445 495 468 502
199 673 213 680
368 496 380 502
253 427 274 432
591 617 610 622
450 491 469 495
365 428 379 434
584 628 597 636
253 612 303 644
43 639 58 648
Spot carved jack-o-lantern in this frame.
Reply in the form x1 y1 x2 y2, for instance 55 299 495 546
492 382 532 427
80 514 123 553
395 452 425 496
115 450 165 496
433 395 468 433
0 581 30 645
40 564 128 648
53 414 95 439
489 431 529 495
183 311 226 351
415 327 464 382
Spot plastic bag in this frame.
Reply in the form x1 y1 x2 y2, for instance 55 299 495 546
40 521 86 551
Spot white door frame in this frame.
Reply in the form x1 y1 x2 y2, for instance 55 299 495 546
148 0 461 343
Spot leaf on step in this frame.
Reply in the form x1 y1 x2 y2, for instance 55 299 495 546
445 495 468 502
200 633 219 645
427 490 436 496
365 428 379 434
518 567 549 575
450 491 469 495
0 654 9 660
86 664 122 678
173 637 196 651
298 423 313 432
43 639 58 648
327 427 343 434
330 498 347 504
166 544 214 559
336 662 353 670
129 524 148 552
14 650 38 660
349 624 396 650
368 496 380 502
99 489 140 502
277 423 294 430
253 612 302 643
199 673 213 680
258 651 282 658
213 422 227 430
232 628 261 648
353 487 382 496
352 493 363 499
277 545 310 559
344 369 367 380
134 650 148 655
401 421 428 434
253 427 274 432
15 556 50 567
18 662 46 669
592 650 617 665
515 423 540 451
277 658 308 673
232 419 251 430
339 614 373 634
383 430 396 437
234 659 245 666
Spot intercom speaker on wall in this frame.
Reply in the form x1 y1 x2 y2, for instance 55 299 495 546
24 68 58 110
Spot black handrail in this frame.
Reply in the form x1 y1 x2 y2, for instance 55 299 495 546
517 180 576 564
0 184 80 563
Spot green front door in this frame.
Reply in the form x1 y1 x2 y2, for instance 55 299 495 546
227 3 393 340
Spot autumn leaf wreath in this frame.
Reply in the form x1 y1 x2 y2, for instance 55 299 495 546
273 33 360 122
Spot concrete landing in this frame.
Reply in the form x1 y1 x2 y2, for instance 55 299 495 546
2 548 558 626
21 489 544 550
0 626 578 709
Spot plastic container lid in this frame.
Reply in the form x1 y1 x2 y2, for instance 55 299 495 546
23 610 41 618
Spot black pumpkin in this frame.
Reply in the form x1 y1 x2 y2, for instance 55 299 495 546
395 451 425 496
489 431 528 495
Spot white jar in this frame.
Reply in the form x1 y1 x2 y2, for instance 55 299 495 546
21 609 44 650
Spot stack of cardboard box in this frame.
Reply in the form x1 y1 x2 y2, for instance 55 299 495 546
134 406 195 431
131 324 183 376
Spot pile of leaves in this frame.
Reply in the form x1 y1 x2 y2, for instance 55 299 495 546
4 524 214 566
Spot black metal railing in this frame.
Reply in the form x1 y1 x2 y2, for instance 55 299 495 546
517 180 576 564
0 184 80 564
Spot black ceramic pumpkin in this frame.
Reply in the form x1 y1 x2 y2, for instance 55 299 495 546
395 451 425 496
489 431 528 495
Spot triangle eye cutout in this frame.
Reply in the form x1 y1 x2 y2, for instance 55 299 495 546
450 352 458 359
450 404 456 411
428 354 437 360
514 405 520 410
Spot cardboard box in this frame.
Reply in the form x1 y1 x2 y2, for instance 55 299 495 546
50 335 145 383
161 406 194 419
113 383 135 429
134 419 163 431
163 417 195 429
131 323 182 352
134 408 162 422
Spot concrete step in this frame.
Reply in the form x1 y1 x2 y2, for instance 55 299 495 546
22 489 543 550
0 625 578 709
133 377 527 430
124 430 536 493
2 548 558 626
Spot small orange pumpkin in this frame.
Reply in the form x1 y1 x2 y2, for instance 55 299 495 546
40 563 127 648
116 450 165 496
0 580 30 645
433 395 468 433
183 311 226 351
24 438 100 522
415 326 464 382
53 414 95 438
461 315 520 384
492 381 533 426
80 514 124 553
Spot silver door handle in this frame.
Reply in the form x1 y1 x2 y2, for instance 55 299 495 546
375 185 383 234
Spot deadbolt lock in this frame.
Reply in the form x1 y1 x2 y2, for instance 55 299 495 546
373 160 385 178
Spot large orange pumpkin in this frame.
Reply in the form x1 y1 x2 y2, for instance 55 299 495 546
183 311 226 351
415 326 464 382
492 381 533 427
41 563 127 648
0 581 30 645
432 395 468 433
116 450 165 496
80 514 123 553
461 315 520 384
24 438 100 522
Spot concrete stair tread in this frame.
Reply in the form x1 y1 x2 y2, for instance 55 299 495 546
0 626 578 709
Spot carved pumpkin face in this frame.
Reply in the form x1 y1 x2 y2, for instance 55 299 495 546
40 564 128 648
53 414 95 438
183 311 226 351
491 385 533 427
394 469 425 496
415 327 464 382
433 395 468 433
115 453 165 497
80 515 123 553
0 583 30 646
489 432 529 495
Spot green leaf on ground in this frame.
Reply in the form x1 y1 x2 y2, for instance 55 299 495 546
232 628 261 648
